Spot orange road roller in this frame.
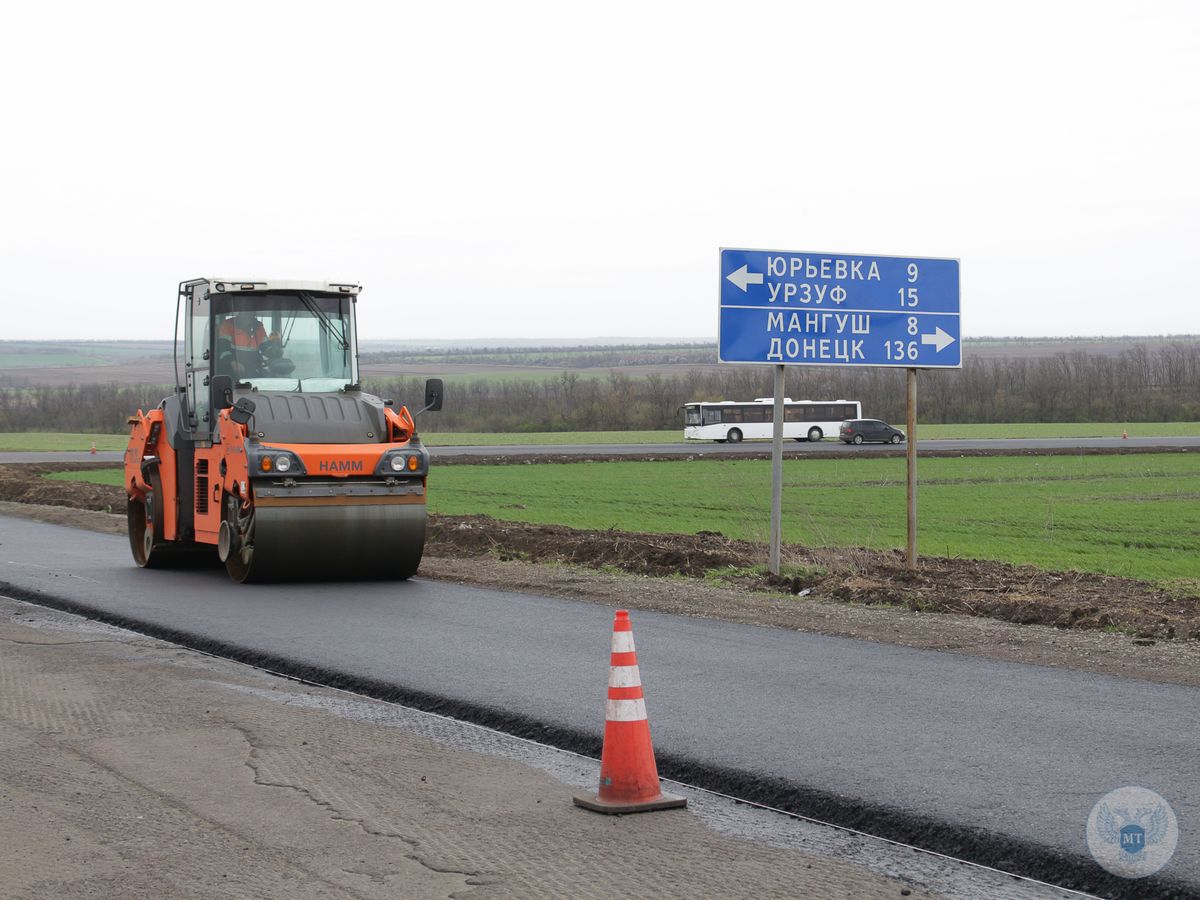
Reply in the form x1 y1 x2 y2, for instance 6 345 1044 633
124 278 442 582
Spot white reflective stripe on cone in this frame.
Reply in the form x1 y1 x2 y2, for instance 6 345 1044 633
606 698 648 722
611 631 636 654
608 665 641 688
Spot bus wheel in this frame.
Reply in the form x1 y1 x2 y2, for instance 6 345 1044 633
727 428 743 443
808 428 823 442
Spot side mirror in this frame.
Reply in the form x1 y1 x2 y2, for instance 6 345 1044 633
423 378 444 413
210 374 234 410
229 397 256 426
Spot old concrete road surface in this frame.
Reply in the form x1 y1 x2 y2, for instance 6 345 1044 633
0 599 939 900
1 515 1196 898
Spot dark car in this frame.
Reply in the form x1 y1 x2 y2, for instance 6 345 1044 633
839 419 905 445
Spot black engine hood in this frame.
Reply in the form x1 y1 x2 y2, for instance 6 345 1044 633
236 390 389 444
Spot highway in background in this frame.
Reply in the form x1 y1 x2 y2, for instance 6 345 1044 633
0 515 1194 899
2 434 1199 466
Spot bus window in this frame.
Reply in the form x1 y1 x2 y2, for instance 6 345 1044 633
684 406 702 426
702 408 723 425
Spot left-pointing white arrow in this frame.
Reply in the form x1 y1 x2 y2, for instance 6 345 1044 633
726 264 764 292
920 327 956 353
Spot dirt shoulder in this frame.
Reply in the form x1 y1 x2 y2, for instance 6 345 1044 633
2 461 1199 688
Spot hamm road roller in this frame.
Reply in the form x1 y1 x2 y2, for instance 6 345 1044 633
124 278 442 582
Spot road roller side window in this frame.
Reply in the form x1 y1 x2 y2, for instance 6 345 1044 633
185 287 211 432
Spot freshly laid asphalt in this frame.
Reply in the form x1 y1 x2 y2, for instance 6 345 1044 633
0 515 1195 897
2 433 1199 465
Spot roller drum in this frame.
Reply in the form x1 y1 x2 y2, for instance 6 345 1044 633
230 501 426 583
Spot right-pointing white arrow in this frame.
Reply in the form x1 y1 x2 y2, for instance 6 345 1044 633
921 327 956 352
726 264 764 292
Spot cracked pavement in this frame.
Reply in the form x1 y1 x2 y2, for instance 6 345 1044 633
0 597 945 899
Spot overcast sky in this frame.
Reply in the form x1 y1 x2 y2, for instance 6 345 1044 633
2 1 1197 342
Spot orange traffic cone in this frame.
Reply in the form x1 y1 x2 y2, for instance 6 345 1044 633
1122 430 1128 440
573 610 686 814
89 442 97 455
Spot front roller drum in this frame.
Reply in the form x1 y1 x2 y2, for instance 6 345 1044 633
224 500 426 583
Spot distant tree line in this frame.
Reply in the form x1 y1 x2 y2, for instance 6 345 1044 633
375 341 1199 432
359 344 713 369
1 342 1198 433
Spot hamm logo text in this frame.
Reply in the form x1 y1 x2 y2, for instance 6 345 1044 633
319 460 364 473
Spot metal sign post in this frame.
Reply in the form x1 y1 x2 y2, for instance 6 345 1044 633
906 367 918 570
770 365 785 574
717 248 960 574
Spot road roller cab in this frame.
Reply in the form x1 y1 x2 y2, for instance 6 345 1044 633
124 278 442 582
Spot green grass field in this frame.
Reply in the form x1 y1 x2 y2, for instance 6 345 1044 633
424 430 678 445
50 470 126 486
0 341 172 369
0 433 131 452
51 454 1200 581
413 371 619 385
918 422 1200 439
0 352 110 368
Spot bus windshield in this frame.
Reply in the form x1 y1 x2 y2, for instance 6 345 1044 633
210 292 357 391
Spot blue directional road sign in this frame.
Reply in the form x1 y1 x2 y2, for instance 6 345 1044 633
719 248 961 368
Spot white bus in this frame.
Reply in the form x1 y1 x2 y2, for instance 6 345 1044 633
681 398 862 443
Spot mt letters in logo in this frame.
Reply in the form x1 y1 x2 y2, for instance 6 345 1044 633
1086 786 1178 878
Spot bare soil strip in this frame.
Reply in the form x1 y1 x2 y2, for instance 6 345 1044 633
3 462 1198 689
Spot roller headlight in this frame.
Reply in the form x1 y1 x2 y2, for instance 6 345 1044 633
253 449 305 476
376 448 428 476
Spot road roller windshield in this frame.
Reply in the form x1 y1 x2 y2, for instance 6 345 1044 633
211 291 358 392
